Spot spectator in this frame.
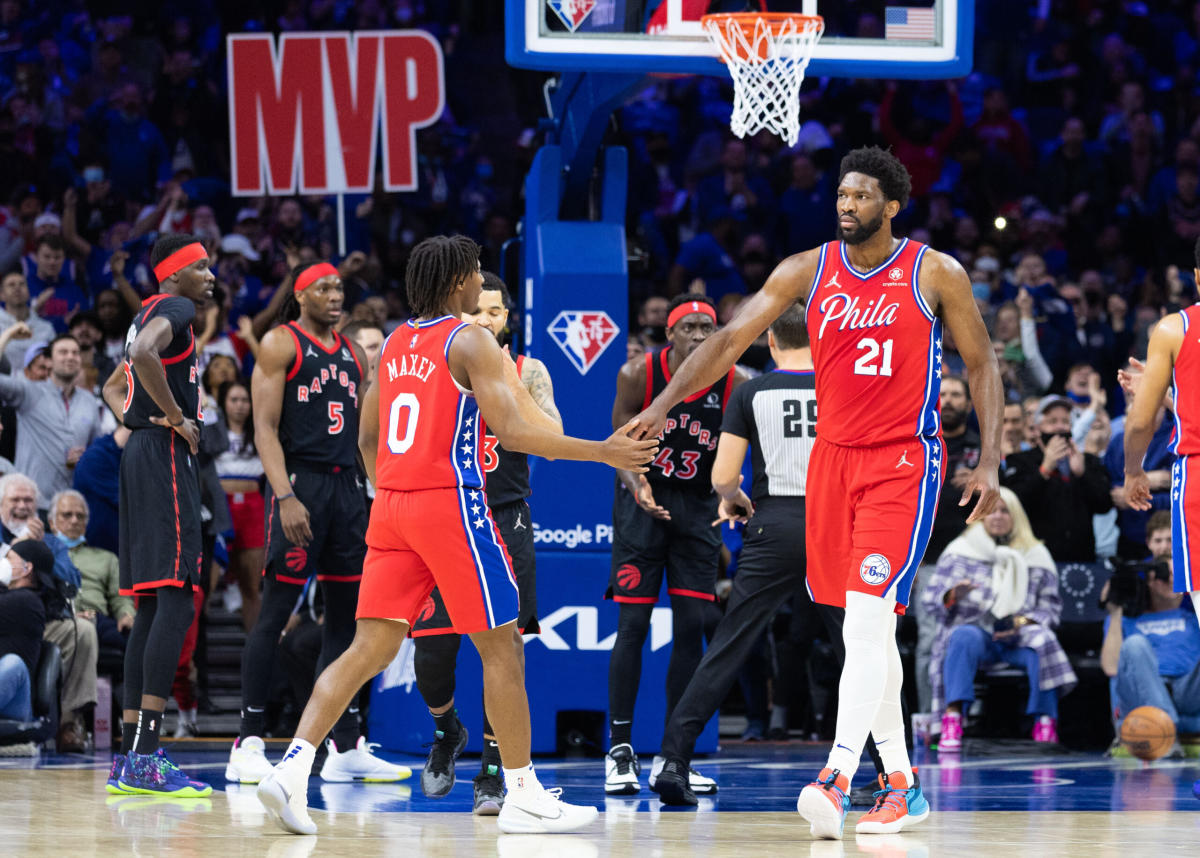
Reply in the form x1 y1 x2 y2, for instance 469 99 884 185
69 415 126 556
68 311 115 388
47 489 131 652
0 540 51 724
90 82 170 201
0 331 101 507
925 375 983 562
0 473 94 752
636 295 669 348
1002 395 1112 562
923 487 1074 751
214 380 263 632
0 271 55 372
778 153 834 254
23 234 89 330
340 320 385 383
21 344 50 381
1105 376 1174 559
1101 550 1199 749
878 81 963 199
668 215 746 301
1084 410 1120 560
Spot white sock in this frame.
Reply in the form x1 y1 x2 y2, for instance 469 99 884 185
503 763 539 794
279 739 317 785
824 592 898 783
869 612 912 785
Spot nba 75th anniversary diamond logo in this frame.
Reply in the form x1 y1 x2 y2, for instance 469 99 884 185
547 0 597 32
547 310 619 375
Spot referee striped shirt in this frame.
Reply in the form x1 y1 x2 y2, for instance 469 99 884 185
720 369 817 501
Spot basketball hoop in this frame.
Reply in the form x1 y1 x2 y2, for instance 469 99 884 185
700 13 824 147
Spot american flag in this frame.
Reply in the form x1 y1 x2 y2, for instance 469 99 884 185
885 7 936 41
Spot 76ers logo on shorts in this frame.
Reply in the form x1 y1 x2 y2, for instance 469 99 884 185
548 310 619 375
616 563 642 591
547 0 597 32
859 553 891 586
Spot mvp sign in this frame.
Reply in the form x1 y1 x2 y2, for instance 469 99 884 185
227 31 444 195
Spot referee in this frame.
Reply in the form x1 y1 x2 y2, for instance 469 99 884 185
653 301 892 807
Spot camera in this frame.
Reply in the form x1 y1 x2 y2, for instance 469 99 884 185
1100 559 1171 617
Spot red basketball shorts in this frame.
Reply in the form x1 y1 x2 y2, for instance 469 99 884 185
805 435 944 615
357 486 519 633
1171 456 1200 592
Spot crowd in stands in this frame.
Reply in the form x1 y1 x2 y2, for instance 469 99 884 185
1 0 1200 752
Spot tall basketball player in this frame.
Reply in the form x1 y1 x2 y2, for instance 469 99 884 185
255 235 656 836
606 292 749 797
101 234 213 796
226 260 407 785
412 271 561 814
635 147 1002 838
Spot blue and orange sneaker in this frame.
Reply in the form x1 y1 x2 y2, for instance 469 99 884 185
796 767 851 839
118 749 212 797
855 770 930 834
105 753 131 794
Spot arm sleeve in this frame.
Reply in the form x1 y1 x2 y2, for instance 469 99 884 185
0 370 29 406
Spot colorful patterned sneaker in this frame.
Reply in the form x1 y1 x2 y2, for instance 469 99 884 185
796 768 851 840
855 771 930 835
105 753 131 794
939 711 963 753
118 749 213 797
1031 716 1058 744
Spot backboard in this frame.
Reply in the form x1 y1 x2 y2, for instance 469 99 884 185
506 0 972 79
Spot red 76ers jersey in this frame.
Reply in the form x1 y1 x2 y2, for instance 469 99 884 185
805 239 942 448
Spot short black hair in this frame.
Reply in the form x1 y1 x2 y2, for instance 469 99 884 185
838 146 911 212
48 333 79 354
480 271 511 306
404 235 481 319
340 319 385 341
769 302 808 349
68 310 103 332
150 233 201 270
942 373 970 400
35 234 65 253
667 293 716 320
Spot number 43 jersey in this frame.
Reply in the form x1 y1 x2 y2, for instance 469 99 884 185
805 238 943 448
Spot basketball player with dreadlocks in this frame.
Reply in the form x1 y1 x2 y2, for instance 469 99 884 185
225 260 408 785
101 234 213 796
412 271 560 813
256 235 656 836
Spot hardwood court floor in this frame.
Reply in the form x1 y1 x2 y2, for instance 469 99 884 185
2 744 1199 856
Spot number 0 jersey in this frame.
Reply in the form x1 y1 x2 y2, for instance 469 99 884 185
279 321 362 467
805 238 942 448
122 295 201 430
374 316 485 493
643 345 736 493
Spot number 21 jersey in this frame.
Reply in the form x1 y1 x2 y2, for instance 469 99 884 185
805 238 942 448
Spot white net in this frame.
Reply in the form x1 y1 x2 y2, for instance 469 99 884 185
701 14 825 147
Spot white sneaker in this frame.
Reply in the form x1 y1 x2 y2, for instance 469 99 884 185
226 736 274 784
497 786 599 834
257 767 318 835
173 708 198 739
319 737 412 782
604 744 640 795
649 755 717 795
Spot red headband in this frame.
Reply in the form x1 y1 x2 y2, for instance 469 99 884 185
667 300 717 329
294 262 339 293
153 242 207 283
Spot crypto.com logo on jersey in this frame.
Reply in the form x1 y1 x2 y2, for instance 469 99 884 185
227 31 444 195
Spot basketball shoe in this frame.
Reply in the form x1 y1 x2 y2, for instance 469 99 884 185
796 768 851 840
939 710 963 752
474 771 506 815
498 784 599 834
118 749 212 798
651 757 696 806
604 743 640 795
106 753 130 794
226 736 274 783
420 722 468 797
321 737 412 782
258 765 318 835
855 771 930 834
649 755 717 795
1031 716 1058 744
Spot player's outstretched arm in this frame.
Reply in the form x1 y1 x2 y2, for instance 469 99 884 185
454 325 657 471
1125 315 1181 511
505 353 561 436
520 356 563 432
129 315 200 453
633 249 820 439
929 250 1003 522
252 327 312 546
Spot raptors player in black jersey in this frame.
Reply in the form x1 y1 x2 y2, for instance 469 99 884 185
225 260 408 785
411 272 561 813
100 234 213 797
606 293 750 796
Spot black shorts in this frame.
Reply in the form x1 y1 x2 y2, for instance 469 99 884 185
412 499 539 636
264 464 367 585
607 481 720 603
119 428 202 595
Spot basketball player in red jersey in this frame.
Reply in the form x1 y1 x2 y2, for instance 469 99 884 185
635 147 1003 839
256 235 657 836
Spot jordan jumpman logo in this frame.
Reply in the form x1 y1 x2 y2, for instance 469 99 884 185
896 450 915 469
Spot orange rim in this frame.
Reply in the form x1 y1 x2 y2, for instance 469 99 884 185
700 12 825 37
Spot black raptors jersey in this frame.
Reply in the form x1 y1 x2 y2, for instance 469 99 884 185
480 354 531 507
643 346 735 493
122 295 201 430
280 322 362 467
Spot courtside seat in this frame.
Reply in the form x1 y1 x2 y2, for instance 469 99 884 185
0 640 62 747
